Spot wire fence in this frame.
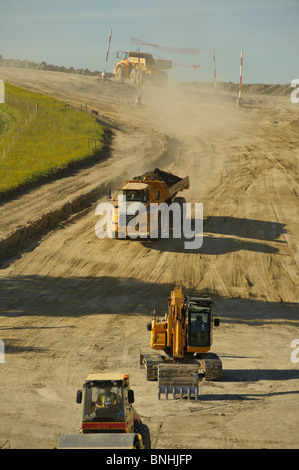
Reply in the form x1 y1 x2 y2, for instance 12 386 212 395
65 102 102 151
2 93 39 161
1 95 102 164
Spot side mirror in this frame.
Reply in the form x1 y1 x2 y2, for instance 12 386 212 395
214 318 220 327
108 189 111 199
76 390 82 404
146 322 152 331
128 389 134 404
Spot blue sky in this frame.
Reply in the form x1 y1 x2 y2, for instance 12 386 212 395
0 0 298 84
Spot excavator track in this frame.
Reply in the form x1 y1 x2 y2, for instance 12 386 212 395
197 353 223 381
140 352 164 381
141 352 222 384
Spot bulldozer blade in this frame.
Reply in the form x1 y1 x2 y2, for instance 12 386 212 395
157 363 199 399
57 433 142 449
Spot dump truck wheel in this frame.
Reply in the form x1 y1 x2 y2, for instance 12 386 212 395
159 71 168 87
134 422 151 449
130 68 137 84
151 213 161 240
173 197 186 227
115 66 124 82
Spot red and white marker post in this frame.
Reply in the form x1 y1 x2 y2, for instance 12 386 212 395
236 50 243 107
102 29 112 80
135 48 142 106
213 48 217 91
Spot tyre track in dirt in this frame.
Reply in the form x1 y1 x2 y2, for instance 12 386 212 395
0 117 179 268
0 68 298 449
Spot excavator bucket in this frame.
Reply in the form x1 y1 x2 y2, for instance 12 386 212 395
157 363 200 400
57 433 144 449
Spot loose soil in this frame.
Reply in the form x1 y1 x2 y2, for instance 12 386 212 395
0 67 298 449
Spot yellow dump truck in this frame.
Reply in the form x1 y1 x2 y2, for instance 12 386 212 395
57 373 151 449
107 168 190 239
114 51 171 86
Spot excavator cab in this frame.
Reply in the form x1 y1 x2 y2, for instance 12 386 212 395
188 310 210 347
186 296 219 352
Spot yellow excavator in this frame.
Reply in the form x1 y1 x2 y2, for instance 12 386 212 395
140 285 222 399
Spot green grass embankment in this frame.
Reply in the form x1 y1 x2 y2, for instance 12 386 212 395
0 83 104 195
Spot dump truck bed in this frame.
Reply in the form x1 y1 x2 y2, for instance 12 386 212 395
129 168 189 204
124 177 189 205
133 168 183 187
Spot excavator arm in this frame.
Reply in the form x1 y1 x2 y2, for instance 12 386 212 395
169 285 185 363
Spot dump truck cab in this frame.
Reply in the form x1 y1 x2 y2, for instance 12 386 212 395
122 182 149 204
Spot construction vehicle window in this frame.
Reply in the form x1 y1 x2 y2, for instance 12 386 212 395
124 190 147 202
83 385 124 422
189 311 210 346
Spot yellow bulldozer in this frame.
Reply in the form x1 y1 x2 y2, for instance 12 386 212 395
140 285 222 399
57 373 151 449
114 51 171 86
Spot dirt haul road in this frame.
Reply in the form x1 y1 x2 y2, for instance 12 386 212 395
0 67 298 449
